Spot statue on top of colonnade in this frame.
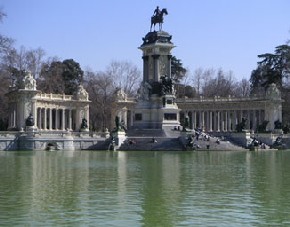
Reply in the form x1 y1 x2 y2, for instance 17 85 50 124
266 83 281 100
75 84 88 101
23 71 37 90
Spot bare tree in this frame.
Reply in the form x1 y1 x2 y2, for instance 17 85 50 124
25 47 46 78
202 68 238 97
192 68 203 95
233 79 250 97
105 61 141 97
85 71 116 131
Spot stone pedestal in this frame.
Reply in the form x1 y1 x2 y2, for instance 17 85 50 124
131 30 180 130
25 126 38 136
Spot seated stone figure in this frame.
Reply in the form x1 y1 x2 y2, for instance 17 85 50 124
25 113 34 127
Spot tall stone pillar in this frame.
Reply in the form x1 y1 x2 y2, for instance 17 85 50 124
142 56 149 82
37 108 41 130
69 109 72 130
62 109 65 130
228 111 232 131
44 108 47 130
217 111 220 132
153 54 160 81
209 111 213 132
49 108 52 130
221 111 224 131
134 30 180 130
201 111 205 131
55 109 59 130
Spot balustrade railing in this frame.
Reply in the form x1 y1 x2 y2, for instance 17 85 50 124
35 93 73 101
0 130 109 138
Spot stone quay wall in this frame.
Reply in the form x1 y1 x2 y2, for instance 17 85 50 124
0 131 110 151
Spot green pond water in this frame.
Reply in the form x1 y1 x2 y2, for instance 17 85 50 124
0 150 290 226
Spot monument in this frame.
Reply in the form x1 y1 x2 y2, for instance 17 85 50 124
113 7 284 150
133 7 180 130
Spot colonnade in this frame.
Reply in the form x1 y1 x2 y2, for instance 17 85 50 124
183 109 265 132
36 108 77 131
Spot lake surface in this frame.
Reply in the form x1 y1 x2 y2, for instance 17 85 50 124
1 150 290 226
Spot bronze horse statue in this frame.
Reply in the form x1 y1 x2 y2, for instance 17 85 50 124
150 8 168 31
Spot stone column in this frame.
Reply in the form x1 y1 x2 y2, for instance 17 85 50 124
217 111 220 132
69 109 72 130
209 111 213 132
225 111 228 132
201 111 205 131
142 56 149 82
49 108 52 130
13 109 16 128
153 54 160 82
62 108 65 130
37 108 41 130
221 111 224 131
228 111 232 131
55 109 59 130
44 108 47 130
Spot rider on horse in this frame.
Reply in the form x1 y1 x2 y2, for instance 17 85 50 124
153 6 161 18
150 7 168 31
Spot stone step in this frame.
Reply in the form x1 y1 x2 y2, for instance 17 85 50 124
119 137 183 151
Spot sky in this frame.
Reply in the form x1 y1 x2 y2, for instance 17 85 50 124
0 0 290 80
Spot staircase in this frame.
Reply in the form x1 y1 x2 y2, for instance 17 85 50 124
119 137 183 151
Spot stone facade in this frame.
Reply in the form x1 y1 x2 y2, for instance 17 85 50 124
1 71 108 151
177 87 282 132
115 29 283 133
116 85 283 133
119 31 180 130
7 72 90 132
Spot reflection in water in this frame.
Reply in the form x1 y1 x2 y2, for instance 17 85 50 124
0 150 290 226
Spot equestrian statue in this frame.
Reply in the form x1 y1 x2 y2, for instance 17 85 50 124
150 6 168 31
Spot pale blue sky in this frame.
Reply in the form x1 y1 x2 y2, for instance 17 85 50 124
1 0 289 80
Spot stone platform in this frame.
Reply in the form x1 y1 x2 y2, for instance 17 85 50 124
0 131 110 151
116 127 246 151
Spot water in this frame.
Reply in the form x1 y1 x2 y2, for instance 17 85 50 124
1 150 290 226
